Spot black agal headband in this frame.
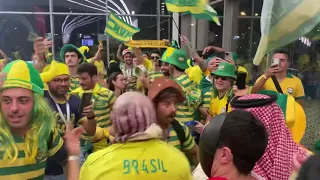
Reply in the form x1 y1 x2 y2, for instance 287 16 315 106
199 94 277 177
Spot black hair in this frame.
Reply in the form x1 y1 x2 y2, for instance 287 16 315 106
297 153 320 180
153 87 181 104
173 65 185 72
107 61 122 77
77 63 97 77
217 110 268 175
142 52 150 58
64 47 82 59
107 72 123 91
274 50 290 60
150 50 160 56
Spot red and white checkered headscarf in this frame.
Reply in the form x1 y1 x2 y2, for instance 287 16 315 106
232 94 305 180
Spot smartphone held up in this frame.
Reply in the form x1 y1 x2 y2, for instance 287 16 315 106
271 58 280 67
79 93 93 113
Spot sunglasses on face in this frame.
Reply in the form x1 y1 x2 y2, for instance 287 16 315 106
151 56 159 60
214 76 228 81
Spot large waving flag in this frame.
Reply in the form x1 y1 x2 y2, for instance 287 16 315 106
253 0 320 65
105 13 140 42
165 0 220 26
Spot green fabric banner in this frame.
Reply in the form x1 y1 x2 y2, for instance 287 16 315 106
165 0 220 25
104 13 140 42
253 0 320 65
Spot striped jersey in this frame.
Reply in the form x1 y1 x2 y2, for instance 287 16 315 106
148 71 163 84
0 129 64 179
69 76 80 92
167 122 195 151
71 84 116 151
119 63 143 92
202 88 213 109
173 74 200 123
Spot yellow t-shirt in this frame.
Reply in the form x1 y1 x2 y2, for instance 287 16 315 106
208 94 232 118
256 74 305 100
87 59 105 75
79 139 192 180
185 65 203 84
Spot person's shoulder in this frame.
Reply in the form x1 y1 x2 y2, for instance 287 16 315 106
291 75 302 81
98 86 115 97
152 139 189 160
85 143 124 165
70 87 82 95
68 94 81 103
204 89 213 96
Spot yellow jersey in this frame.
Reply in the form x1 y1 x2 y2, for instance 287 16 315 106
256 74 305 100
79 139 192 180
208 93 232 118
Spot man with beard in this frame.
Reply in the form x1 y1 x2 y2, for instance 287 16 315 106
71 63 116 152
41 61 97 179
60 44 86 92
160 58 170 77
116 44 145 92
148 76 199 166
161 47 201 124
147 50 163 83
137 50 163 90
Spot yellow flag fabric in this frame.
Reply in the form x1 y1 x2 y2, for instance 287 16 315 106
124 40 171 48
165 0 220 25
165 0 208 14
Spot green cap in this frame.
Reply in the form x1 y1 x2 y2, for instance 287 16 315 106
2 60 44 95
161 47 189 70
60 44 86 63
212 62 237 79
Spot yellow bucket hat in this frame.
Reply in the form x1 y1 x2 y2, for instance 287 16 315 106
2 60 44 95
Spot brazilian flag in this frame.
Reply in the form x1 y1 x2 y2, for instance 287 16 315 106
105 13 140 42
253 0 320 65
165 0 220 26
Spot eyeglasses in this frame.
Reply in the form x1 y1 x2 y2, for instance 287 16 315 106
53 78 69 83
151 56 159 60
214 76 228 81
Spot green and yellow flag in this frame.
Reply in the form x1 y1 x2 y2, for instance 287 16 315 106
165 0 220 25
253 0 320 65
105 13 140 42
